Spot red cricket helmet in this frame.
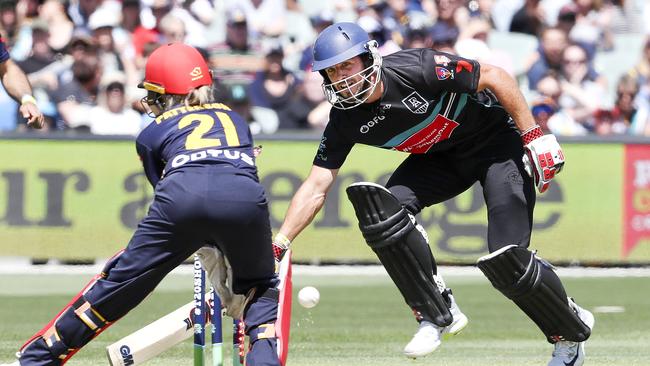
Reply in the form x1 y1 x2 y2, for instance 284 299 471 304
139 43 212 95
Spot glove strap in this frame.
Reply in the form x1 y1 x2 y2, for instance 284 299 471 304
520 125 544 145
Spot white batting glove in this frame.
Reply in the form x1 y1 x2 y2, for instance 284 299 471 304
520 125 565 193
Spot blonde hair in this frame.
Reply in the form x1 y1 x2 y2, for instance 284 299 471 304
162 85 215 109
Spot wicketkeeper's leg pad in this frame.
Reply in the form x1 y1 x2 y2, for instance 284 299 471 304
19 251 123 365
346 182 452 327
477 245 591 343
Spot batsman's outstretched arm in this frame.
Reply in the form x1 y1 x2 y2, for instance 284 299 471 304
477 62 536 133
278 165 338 242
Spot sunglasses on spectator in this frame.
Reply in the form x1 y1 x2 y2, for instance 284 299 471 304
564 58 586 64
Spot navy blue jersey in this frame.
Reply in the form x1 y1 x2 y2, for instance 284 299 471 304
0 38 9 63
314 49 514 169
136 103 257 187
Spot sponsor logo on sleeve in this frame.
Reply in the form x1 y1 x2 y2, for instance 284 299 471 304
401 91 429 114
435 67 453 80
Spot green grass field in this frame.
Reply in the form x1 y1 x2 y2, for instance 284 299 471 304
1 270 649 366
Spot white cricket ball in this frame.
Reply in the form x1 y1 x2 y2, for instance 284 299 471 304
298 286 320 309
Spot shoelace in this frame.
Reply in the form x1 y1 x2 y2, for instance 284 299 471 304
552 341 578 358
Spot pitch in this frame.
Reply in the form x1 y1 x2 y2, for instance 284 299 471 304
1 268 649 365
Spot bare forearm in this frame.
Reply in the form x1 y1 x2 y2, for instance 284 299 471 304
2 60 33 103
278 182 327 241
479 65 536 133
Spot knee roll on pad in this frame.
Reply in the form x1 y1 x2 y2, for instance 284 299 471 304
346 182 452 327
477 245 591 342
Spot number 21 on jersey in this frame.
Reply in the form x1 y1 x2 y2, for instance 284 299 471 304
178 111 240 149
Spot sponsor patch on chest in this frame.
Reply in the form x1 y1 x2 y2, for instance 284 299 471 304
401 91 429 114
394 115 459 153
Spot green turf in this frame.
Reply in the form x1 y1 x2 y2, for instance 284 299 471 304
1 272 649 365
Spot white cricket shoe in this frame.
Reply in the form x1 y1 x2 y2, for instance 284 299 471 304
403 294 468 358
547 299 595 366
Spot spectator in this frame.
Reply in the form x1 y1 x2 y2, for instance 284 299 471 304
626 36 650 87
88 74 142 135
536 72 590 136
222 83 278 134
16 19 58 129
283 70 331 130
68 0 102 32
567 0 614 56
51 53 102 130
298 12 334 72
0 0 20 47
247 40 302 130
209 6 263 86
380 0 430 48
526 27 569 90
430 22 458 53
358 15 400 56
455 18 514 76
88 6 128 76
557 43 607 130
159 13 186 44
223 0 287 40
39 0 74 52
403 18 432 49
509 0 545 36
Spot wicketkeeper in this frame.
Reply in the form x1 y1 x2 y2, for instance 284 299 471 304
2 44 280 366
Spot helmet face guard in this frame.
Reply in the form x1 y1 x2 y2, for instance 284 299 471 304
321 41 381 110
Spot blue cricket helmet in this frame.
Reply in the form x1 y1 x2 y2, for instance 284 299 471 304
312 22 383 109
313 22 372 72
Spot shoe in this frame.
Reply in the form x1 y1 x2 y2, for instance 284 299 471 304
443 294 469 336
547 299 595 366
403 294 469 358
0 361 19 366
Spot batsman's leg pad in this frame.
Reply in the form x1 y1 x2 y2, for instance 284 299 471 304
346 182 452 327
477 245 591 342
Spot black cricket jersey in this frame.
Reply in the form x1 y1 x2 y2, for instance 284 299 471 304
136 103 257 187
314 48 514 169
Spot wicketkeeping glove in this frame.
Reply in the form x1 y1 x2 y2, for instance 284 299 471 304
520 125 565 193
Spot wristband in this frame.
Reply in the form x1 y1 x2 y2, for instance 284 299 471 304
520 125 543 145
21 94 37 105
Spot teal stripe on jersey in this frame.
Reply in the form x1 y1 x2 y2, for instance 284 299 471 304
453 94 468 120
381 92 448 148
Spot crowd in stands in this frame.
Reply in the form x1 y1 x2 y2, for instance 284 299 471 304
1 0 650 136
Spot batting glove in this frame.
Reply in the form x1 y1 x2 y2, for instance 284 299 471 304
273 233 291 270
521 125 565 193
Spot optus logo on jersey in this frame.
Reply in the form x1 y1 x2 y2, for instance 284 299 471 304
360 114 385 134
170 148 254 168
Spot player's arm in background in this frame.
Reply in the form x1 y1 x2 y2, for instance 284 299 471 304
476 62 537 133
0 58 44 128
277 165 338 242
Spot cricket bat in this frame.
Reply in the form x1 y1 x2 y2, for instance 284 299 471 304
106 301 198 366
275 249 292 366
